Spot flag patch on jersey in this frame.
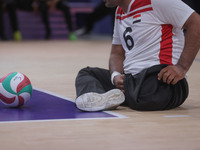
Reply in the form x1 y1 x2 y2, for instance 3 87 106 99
133 14 141 24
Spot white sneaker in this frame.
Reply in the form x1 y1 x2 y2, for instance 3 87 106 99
75 89 125 111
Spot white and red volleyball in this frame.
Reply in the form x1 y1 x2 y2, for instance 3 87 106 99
0 72 32 107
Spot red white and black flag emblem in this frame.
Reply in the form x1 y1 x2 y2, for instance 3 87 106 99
133 14 141 24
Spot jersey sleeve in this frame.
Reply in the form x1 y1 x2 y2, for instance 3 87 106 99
112 7 121 45
152 0 194 28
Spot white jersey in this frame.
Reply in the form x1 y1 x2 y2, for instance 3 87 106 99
112 0 194 75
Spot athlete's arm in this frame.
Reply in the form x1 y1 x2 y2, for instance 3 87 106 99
109 44 125 92
158 12 200 84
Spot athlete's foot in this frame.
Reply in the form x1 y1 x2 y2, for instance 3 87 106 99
75 89 125 111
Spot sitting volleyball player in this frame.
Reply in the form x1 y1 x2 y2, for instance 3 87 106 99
75 0 200 111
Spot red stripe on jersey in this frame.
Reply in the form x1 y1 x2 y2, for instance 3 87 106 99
116 7 153 20
133 14 141 19
116 7 124 15
130 0 152 12
159 24 173 65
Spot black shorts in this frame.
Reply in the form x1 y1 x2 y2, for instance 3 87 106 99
124 64 189 111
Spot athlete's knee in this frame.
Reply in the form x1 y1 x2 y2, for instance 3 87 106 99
78 66 93 75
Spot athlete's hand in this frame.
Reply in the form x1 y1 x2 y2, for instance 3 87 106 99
113 74 125 93
158 65 186 85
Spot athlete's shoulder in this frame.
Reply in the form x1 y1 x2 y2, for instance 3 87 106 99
150 0 185 8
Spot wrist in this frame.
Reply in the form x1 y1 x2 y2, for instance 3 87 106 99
175 63 189 74
111 71 121 85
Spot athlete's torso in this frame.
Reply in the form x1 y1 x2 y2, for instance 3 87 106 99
112 0 194 75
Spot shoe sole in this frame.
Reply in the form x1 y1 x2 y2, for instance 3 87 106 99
76 89 125 111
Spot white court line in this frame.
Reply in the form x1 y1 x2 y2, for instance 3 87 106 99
164 115 189 118
104 111 129 119
33 87 75 102
0 116 129 124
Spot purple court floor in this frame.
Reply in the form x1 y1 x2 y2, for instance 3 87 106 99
0 88 127 123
